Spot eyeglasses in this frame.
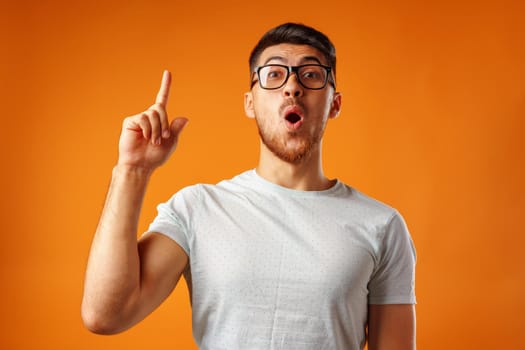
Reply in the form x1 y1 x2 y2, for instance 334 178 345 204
251 64 335 90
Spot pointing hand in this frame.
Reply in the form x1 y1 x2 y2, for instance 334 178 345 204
117 71 188 171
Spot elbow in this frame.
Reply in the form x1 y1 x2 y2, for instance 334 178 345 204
81 300 126 335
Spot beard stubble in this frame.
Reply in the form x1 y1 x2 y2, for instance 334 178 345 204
255 100 325 164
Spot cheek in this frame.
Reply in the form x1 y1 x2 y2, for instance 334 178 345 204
307 96 331 118
253 95 279 119
322 94 336 117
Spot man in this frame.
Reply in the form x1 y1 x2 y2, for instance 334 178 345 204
82 23 416 349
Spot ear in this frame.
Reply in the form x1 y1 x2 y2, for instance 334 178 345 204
244 91 255 119
329 92 342 119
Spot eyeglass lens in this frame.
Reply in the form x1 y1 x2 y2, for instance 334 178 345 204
258 65 328 89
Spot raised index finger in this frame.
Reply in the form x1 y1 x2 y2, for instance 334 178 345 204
155 70 171 107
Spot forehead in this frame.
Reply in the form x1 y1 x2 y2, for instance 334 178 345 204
257 44 327 66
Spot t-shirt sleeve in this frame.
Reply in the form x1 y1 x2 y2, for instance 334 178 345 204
144 186 199 256
368 211 416 305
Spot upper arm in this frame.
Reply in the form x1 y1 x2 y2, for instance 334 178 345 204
367 304 416 350
128 232 189 327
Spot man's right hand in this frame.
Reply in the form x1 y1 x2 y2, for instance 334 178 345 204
117 70 188 171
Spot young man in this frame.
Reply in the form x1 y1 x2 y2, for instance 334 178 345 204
82 23 416 349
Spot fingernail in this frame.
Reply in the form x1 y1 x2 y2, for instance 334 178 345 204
163 129 170 138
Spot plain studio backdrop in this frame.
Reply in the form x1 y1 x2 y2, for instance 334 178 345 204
1 0 524 348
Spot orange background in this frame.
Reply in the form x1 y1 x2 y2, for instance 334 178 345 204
1 0 524 348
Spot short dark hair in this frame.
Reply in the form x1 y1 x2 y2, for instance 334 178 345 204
249 22 336 78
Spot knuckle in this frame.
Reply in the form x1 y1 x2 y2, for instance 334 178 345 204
139 113 150 123
123 114 141 127
147 109 159 120
148 103 164 113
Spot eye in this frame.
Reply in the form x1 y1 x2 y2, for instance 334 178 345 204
301 68 323 80
301 69 321 80
266 67 285 80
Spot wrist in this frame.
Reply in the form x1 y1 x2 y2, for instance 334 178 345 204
113 163 154 180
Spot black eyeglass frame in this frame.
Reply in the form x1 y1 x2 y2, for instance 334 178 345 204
251 64 335 90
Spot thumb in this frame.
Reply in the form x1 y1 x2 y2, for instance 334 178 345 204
170 117 189 138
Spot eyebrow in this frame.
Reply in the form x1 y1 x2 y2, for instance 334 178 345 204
262 55 323 66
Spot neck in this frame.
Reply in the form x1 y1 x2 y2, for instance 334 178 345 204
255 141 335 191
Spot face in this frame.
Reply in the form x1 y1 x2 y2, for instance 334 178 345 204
244 44 341 164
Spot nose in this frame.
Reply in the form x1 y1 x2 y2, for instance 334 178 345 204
283 73 303 97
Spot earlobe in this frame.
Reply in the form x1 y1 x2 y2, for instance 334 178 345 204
329 92 342 119
244 92 255 119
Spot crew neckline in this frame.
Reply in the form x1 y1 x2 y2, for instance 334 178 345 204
247 169 343 197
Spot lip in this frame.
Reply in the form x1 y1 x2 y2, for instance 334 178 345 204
282 105 304 131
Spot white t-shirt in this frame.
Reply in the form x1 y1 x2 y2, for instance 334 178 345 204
147 170 416 350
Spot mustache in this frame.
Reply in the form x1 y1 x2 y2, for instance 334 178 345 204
279 99 305 115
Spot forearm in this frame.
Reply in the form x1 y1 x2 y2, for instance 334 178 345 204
82 164 152 332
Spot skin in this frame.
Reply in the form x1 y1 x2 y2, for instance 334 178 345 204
245 44 341 190
82 45 415 349
81 71 190 334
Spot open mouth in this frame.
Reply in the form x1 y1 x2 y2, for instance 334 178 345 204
285 113 302 124
282 105 304 131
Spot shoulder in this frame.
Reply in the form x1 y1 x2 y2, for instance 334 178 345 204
344 188 415 259
164 183 203 205
337 183 401 225
166 170 256 204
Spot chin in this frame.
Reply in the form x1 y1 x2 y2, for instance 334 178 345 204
262 136 316 164
256 116 324 164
